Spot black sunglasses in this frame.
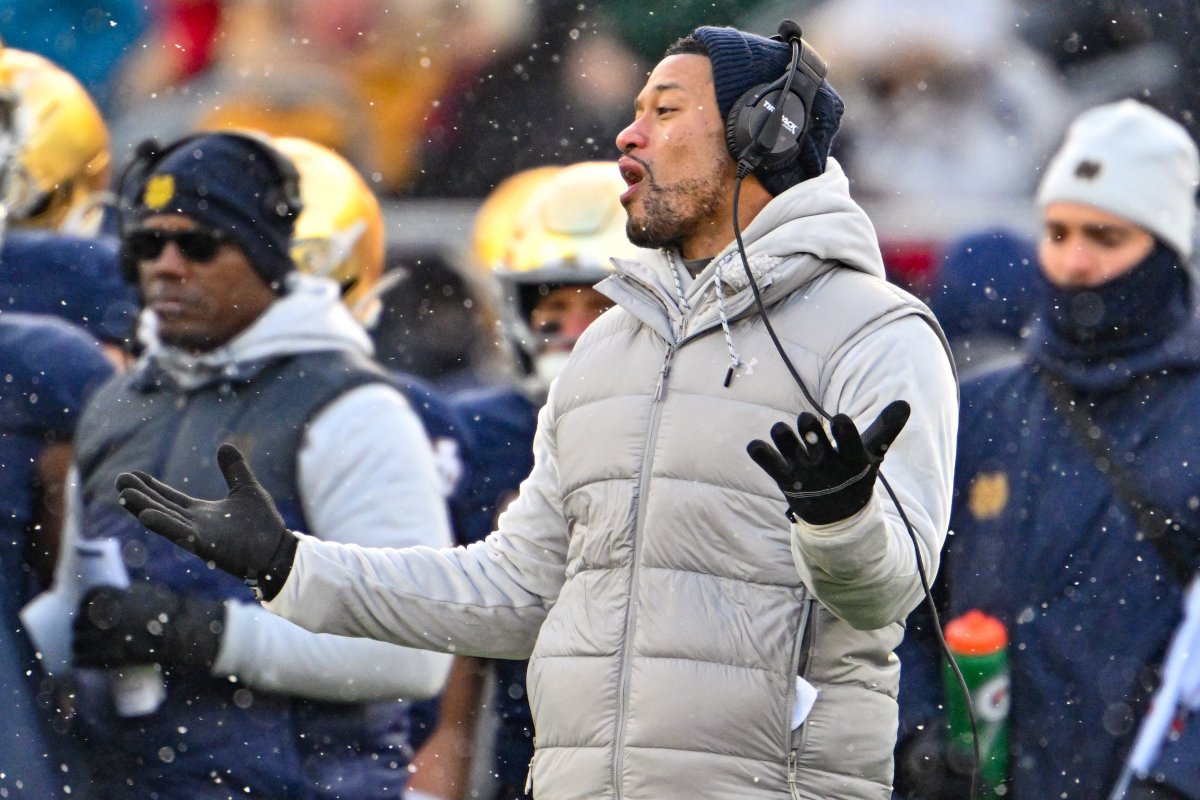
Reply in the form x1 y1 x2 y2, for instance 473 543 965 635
124 227 229 263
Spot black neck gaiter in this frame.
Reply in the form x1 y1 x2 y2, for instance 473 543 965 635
1029 242 1192 374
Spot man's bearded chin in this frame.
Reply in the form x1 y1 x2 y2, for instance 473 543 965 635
625 183 684 250
624 172 725 251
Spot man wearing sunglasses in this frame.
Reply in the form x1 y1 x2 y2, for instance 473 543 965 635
35 131 454 800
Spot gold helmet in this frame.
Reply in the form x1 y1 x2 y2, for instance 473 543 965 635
483 160 636 374
471 165 562 272
0 48 110 232
499 160 636 280
273 136 386 323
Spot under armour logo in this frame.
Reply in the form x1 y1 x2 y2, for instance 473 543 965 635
1074 160 1102 180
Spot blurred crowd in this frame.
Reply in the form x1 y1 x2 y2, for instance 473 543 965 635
2 1 1200 799
6 0 1198 306
8 0 1199 200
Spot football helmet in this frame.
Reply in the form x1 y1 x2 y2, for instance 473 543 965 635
273 136 386 323
470 165 562 272
0 48 110 233
482 160 636 379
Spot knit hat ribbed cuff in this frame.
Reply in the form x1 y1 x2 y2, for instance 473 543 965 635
691 25 844 195
127 133 298 288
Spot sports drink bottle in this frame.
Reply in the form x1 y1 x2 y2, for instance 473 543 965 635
943 609 1010 796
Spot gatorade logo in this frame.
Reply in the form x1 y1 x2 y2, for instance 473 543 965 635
969 471 1008 520
974 673 1011 723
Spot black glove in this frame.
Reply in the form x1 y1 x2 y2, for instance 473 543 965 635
747 400 911 525
73 583 225 671
893 724 977 800
115 443 297 601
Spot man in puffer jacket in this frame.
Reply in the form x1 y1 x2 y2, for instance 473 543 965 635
115 22 958 800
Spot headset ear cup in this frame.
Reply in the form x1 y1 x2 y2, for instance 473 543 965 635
726 83 808 177
272 154 302 221
725 83 770 165
272 159 302 222
755 88 806 173
227 131 302 221
725 88 753 163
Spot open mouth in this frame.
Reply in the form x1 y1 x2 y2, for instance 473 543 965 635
618 157 646 203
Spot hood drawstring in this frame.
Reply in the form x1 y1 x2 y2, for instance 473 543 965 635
714 256 743 387
666 251 692 318
665 251 744 389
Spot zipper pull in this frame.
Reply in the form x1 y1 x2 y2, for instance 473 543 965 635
787 750 800 800
653 346 674 402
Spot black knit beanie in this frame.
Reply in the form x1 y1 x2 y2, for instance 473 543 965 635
691 26 844 195
125 133 299 290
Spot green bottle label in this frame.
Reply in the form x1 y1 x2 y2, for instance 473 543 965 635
943 650 1011 796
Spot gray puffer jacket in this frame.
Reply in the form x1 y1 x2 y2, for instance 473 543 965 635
269 159 958 800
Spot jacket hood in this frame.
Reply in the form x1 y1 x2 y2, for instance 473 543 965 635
140 274 372 387
712 157 886 291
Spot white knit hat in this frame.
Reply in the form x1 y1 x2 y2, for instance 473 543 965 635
1037 99 1200 258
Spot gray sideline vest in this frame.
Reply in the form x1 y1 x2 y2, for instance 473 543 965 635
72 350 414 800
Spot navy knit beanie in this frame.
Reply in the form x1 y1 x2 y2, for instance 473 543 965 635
691 26 844 195
126 133 299 290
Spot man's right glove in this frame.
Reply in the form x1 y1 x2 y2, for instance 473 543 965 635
116 443 297 601
747 400 910 525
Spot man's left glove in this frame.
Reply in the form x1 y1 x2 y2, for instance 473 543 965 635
747 400 910 525
73 583 225 671
116 443 297 600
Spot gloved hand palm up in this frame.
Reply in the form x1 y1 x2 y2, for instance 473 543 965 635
115 443 296 599
747 400 910 525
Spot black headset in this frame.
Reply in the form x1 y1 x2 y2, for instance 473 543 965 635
725 19 828 177
116 130 303 230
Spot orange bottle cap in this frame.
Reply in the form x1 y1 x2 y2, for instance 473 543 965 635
945 609 1008 655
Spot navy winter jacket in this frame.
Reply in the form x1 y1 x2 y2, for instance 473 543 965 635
899 253 1200 799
